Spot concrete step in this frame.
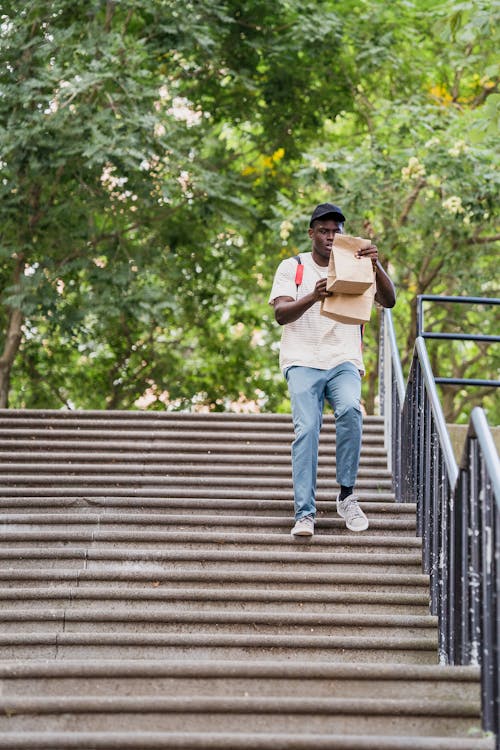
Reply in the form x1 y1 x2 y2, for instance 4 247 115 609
0 412 382 429
0 659 480 700
0 497 406 512
0 410 382 428
0 694 484 736
0 408 487 748
0 631 439 662
0 546 423 574
0 530 421 554
0 474 394 490
0 438 389 456
0 461 392 480
0 504 415 535
0 608 438 636
0 504 413 520
0 731 493 749
0 482 394 508
0 586 431 615
0 451 390 467
0 567 430 594
0 424 385 443
0 522 416 538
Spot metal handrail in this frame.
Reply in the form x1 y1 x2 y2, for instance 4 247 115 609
382 308 406 404
449 407 500 736
417 294 500 337
378 309 405 483
379 305 500 747
414 337 458 488
416 295 500 387
468 407 500 500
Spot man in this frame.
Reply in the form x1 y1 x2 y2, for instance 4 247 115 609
269 202 396 537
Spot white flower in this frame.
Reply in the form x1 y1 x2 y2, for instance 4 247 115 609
402 156 426 182
427 174 441 188
311 158 327 173
442 196 464 214
425 137 440 149
279 220 293 241
167 96 202 127
448 140 468 157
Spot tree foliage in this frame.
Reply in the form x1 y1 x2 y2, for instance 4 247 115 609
0 0 498 422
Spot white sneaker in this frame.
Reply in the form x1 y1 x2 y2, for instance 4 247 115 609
337 494 369 532
291 515 314 537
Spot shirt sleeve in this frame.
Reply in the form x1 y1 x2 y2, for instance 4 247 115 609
268 258 297 304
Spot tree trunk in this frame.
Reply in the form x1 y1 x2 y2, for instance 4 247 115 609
0 307 24 408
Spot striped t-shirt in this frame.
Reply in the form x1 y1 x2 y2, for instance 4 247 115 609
269 252 364 374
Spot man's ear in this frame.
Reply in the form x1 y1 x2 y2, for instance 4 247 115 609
308 227 314 239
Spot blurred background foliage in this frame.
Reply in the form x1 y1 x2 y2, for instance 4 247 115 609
0 0 498 421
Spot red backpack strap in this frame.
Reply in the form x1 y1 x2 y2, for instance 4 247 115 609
294 255 303 296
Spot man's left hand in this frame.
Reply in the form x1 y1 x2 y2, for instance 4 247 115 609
356 244 378 269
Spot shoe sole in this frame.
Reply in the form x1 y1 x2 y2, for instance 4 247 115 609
344 519 369 532
290 528 314 537
337 506 369 532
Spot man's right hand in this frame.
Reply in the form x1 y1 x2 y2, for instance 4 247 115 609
273 280 332 325
312 278 333 302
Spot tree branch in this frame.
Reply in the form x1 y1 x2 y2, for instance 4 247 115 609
470 233 500 245
398 178 426 226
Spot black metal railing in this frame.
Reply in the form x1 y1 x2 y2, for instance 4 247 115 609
379 308 405 499
379 299 500 746
448 408 500 736
417 294 500 387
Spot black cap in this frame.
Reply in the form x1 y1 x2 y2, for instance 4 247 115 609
309 202 346 226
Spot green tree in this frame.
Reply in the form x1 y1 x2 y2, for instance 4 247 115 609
266 0 499 420
1 0 498 421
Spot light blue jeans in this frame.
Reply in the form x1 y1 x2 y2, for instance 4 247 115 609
285 363 362 521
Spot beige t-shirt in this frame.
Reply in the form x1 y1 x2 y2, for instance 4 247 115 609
269 252 365 374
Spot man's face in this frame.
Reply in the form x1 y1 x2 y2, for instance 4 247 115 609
308 218 341 260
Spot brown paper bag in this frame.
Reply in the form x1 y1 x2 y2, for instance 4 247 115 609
320 283 375 325
326 234 374 294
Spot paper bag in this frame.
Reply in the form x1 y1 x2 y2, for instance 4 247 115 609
326 234 374 294
320 283 375 325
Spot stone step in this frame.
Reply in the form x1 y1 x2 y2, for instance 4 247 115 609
0 408 486 748
0 608 438 637
0 530 421 554
0 412 382 429
0 424 384 442
0 450 390 466
0 497 404 510
0 521 415 537
0 631 438 663
0 509 416 531
0 409 382 422
0 437 388 455
0 486 398 501
0 731 493 750
0 547 423 574
0 693 484 736
0 659 480 700
0 586 430 615
0 474 394 489
0 501 412 527
0 567 430 593
0 461 392 479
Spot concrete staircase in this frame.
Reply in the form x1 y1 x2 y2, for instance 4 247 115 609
0 409 493 749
